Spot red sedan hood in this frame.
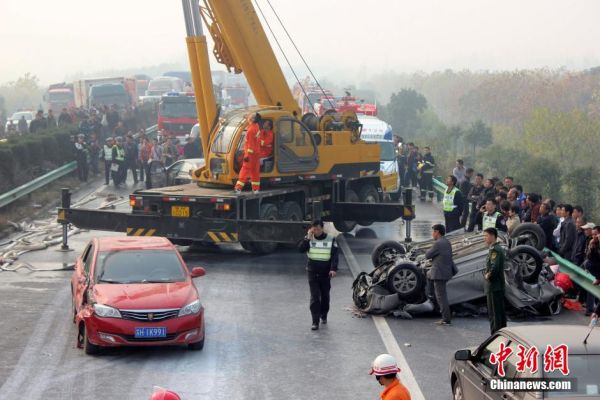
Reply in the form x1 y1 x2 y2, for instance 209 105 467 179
93 281 196 310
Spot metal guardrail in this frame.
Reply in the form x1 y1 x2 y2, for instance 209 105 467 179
0 124 158 210
0 162 77 209
432 176 600 300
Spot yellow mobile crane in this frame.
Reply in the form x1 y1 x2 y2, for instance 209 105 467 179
58 0 414 254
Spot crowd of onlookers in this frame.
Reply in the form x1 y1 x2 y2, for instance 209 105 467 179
447 159 600 316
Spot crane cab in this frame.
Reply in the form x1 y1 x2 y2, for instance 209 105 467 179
194 107 382 189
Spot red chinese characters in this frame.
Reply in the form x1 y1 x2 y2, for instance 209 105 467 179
543 344 570 376
489 342 513 377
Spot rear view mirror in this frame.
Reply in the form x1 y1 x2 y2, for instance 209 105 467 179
191 267 206 278
454 349 472 361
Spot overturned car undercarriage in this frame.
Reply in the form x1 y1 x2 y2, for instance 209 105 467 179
352 223 564 318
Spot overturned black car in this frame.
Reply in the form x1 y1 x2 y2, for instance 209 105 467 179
352 223 563 317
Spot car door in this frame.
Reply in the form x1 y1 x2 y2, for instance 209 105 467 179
461 334 509 400
166 161 183 186
276 117 318 173
74 242 94 312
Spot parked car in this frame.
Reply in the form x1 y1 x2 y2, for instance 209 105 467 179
450 325 600 399
71 236 206 355
352 223 563 316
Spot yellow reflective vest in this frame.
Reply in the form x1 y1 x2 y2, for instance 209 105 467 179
443 187 459 212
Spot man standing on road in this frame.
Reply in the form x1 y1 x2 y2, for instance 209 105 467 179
418 146 435 201
559 204 577 261
443 175 464 233
111 136 126 187
298 220 338 331
483 228 506 334
425 224 454 325
370 354 412 400
124 134 139 185
101 137 113 185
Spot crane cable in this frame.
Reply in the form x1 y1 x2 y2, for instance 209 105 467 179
252 0 314 114
264 0 336 110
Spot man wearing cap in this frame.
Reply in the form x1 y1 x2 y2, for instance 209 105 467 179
370 354 411 400
483 227 506 334
101 138 114 185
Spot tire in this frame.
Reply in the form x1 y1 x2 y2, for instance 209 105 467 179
280 201 303 249
357 184 379 226
188 338 205 351
81 324 100 355
371 241 406 268
508 245 543 284
333 189 359 232
247 203 279 254
453 380 464 400
510 223 546 251
188 241 218 252
386 262 425 301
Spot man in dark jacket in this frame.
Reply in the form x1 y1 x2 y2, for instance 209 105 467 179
124 134 139 184
484 227 507 334
29 110 48 133
425 224 454 325
572 217 589 266
459 168 473 227
559 204 577 261
298 220 338 331
582 223 599 315
537 202 558 251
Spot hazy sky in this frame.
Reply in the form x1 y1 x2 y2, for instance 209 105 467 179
1 0 600 85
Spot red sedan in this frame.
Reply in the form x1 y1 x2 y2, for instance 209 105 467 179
71 236 206 355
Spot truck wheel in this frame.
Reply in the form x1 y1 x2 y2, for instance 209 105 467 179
248 203 279 254
279 201 303 249
510 223 546 251
508 245 543 283
357 184 380 226
333 189 358 233
372 241 406 268
386 262 424 301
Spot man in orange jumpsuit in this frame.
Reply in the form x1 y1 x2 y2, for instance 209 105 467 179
234 113 262 194
370 354 412 400
259 119 274 170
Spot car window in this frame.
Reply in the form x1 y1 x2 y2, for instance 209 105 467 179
81 243 93 275
477 334 510 372
95 250 187 284
545 355 599 397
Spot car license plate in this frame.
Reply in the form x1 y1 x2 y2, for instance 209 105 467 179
134 327 167 338
171 206 189 218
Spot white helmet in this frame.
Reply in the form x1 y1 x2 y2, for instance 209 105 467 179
370 354 401 376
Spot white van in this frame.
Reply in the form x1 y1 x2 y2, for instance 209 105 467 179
359 115 400 199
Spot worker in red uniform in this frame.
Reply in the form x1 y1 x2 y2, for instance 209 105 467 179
234 113 262 194
259 119 274 171
370 354 412 400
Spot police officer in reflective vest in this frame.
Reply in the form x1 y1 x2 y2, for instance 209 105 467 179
111 136 126 187
299 220 338 331
479 198 507 232
443 175 464 233
101 137 114 185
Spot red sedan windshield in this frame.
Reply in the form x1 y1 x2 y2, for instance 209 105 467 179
95 250 186 284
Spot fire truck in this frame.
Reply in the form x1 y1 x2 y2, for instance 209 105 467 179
157 93 198 140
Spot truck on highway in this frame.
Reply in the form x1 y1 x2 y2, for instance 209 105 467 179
73 77 136 108
45 83 74 113
59 0 415 253
158 93 198 140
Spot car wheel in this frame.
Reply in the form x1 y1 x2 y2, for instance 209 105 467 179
188 338 205 351
386 262 424 301
508 245 543 284
333 189 359 232
453 379 464 400
371 241 406 268
357 184 379 226
81 324 101 355
510 223 546 251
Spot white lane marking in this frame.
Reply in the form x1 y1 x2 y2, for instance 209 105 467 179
337 234 426 400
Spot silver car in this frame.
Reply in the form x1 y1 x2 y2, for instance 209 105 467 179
450 325 600 399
